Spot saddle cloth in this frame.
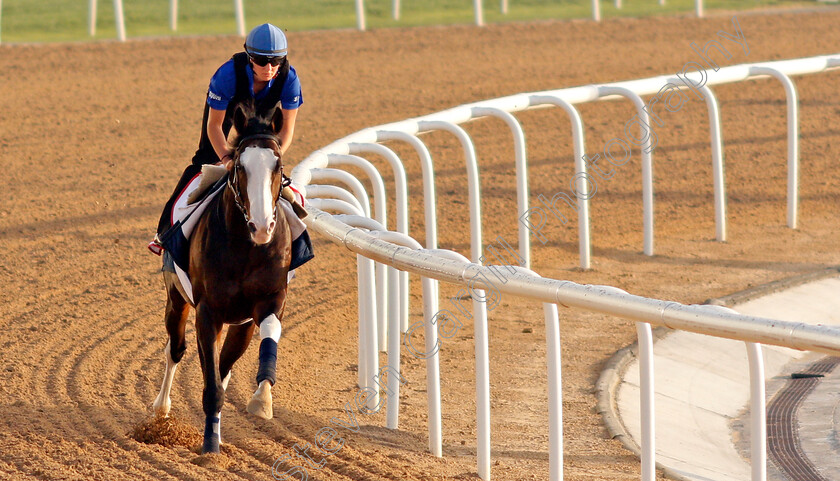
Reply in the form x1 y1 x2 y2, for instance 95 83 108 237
160 164 314 305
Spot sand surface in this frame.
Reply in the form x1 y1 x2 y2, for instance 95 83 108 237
2 9 840 480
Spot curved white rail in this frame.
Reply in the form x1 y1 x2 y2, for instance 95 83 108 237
699 84 727 242
309 168 370 216
748 66 799 229
328 154 391 350
301 184 365 214
471 107 531 268
306 207 840 353
295 54 840 268
292 53 840 481
328 154 387 226
376 130 438 249
417 120 483 261
527 94 591 269
307 197 378 397
349 142 412 333
597 86 655 256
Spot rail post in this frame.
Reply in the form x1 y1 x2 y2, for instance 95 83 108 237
113 0 126 41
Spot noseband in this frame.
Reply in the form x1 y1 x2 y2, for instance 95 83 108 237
227 133 290 227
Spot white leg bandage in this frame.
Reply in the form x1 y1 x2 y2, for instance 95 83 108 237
257 314 282 386
260 314 282 342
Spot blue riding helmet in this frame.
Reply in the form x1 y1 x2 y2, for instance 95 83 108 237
245 23 288 57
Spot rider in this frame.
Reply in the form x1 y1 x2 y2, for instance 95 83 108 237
149 22 303 254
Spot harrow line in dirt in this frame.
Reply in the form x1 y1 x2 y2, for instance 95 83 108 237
15 282 191 481
132 332 285 481
147 326 291 481
44 307 194 480
0 204 159 243
175 354 323 480
0 249 156 325
233 402 423 481
174 344 393 481
155 288 399 481
7 290 158 432
61 308 214 481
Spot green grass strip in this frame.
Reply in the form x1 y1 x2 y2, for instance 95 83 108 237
0 0 816 44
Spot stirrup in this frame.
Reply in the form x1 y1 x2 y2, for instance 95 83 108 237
147 235 163 256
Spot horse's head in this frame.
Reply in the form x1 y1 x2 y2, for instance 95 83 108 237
228 104 286 245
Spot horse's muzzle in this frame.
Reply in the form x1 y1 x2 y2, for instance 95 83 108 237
249 220 276 245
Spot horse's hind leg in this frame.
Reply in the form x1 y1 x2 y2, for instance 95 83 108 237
219 321 257 392
247 298 286 420
196 302 224 454
152 274 189 417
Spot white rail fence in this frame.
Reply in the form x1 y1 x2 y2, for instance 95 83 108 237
1 0 711 44
290 53 840 481
85 0 247 42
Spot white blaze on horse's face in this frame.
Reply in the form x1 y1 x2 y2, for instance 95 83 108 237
240 146 279 244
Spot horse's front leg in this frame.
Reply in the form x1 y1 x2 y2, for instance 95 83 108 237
196 302 224 454
247 297 286 420
219 321 257 392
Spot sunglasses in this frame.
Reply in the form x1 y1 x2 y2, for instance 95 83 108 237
249 54 285 67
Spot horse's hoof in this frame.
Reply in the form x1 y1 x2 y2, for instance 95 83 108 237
246 382 273 420
202 434 220 454
152 395 171 418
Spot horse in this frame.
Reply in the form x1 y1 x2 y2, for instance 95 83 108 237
151 103 292 454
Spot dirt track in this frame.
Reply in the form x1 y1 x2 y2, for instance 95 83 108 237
2 9 840 481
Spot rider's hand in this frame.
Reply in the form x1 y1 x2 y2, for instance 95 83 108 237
220 153 234 171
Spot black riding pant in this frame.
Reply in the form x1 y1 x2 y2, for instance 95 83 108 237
156 163 204 235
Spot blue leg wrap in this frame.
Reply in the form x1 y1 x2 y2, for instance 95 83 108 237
202 415 220 454
256 338 278 386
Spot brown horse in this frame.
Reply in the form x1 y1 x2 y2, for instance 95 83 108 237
151 104 292 454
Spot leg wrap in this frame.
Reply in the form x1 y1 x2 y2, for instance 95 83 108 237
256 339 278 386
257 314 282 386
202 414 221 454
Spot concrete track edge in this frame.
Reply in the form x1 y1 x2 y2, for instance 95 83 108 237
595 266 840 480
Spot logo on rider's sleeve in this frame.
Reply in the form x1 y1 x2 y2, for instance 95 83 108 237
292 96 299 103
208 91 222 101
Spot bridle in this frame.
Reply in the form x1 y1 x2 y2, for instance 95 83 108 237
227 133 290 226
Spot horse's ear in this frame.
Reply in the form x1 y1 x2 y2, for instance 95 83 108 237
270 108 284 135
233 104 248 137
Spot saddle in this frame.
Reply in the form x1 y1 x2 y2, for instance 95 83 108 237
187 164 227 204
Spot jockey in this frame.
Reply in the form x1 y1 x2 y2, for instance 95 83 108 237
149 23 304 255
